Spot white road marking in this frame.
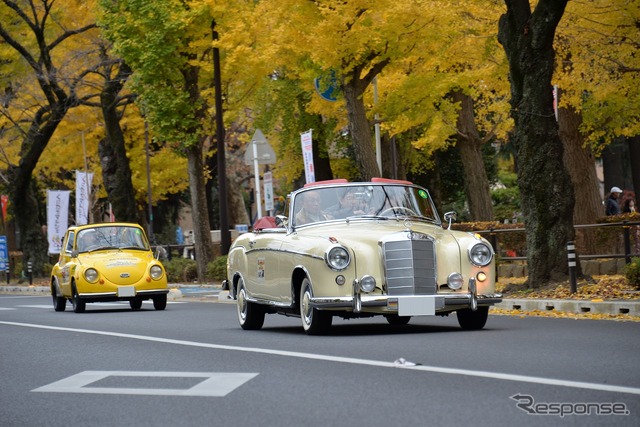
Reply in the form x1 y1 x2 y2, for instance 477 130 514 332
33 371 257 396
2 320 639 396
0 307 16 310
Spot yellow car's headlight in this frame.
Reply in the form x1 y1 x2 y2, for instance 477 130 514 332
150 265 164 280
84 268 99 283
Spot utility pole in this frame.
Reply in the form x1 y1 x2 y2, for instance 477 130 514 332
212 20 230 255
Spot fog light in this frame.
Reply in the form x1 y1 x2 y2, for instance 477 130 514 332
359 275 376 293
447 272 463 290
335 275 346 285
476 272 487 282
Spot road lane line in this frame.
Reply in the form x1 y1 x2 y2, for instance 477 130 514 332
2 320 639 396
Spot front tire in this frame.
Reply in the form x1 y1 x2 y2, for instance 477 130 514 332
300 278 332 335
385 314 411 326
153 294 167 311
237 278 264 330
456 306 489 330
130 298 143 310
51 282 66 312
71 284 86 313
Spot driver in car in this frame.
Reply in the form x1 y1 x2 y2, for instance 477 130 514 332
295 191 334 225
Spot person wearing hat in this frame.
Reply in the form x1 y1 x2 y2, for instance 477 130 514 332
605 186 623 216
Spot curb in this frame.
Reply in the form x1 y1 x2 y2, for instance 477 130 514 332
495 298 640 316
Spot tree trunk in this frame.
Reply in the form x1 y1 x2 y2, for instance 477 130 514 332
10 107 67 276
601 140 627 195
179 63 214 280
98 62 138 223
187 142 214 279
312 134 333 182
498 0 574 286
228 174 250 227
342 71 380 180
451 91 494 221
558 103 600 257
627 136 640 196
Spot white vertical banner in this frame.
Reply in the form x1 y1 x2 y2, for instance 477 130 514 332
301 129 315 184
263 171 274 213
76 171 93 225
47 190 70 254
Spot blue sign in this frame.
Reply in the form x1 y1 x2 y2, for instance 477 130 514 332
0 235 7 271
314 70 340 102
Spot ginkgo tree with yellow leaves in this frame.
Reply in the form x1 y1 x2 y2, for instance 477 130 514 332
0 0 101 275
0 0 189 276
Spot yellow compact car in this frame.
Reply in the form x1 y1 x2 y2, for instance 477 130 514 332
225 179 502 335
50 223 169 313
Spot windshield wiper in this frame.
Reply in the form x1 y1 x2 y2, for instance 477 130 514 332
87 246 118 252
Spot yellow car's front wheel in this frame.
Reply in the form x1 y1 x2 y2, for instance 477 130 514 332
71 284 86 313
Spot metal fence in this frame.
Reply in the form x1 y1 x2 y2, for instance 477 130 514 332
475 220 640 265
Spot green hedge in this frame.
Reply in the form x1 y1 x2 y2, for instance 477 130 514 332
162 255 228 283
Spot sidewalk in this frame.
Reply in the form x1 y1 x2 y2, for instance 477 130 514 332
0 283 231 303
1 283 639 318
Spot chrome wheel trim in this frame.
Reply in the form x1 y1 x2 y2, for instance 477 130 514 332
237 283 248 323
301 283 313 329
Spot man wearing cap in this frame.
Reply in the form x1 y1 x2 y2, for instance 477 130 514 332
605 186 623 216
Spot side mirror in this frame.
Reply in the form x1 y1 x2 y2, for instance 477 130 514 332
155 246 168 260
443 211 457 230
71 250 79 258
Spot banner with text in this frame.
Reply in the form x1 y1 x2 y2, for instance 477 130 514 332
47 190 70 254
76 171 93 226
263 171 274 212
300 129 315 184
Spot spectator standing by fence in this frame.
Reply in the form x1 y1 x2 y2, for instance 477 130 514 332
621 191 640 254
605 186 623 216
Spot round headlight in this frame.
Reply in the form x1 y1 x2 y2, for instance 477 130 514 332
469 243 493 266
325 246 350 271
150 265 164 280
84 268 99 283
447 272 463 290
359 275 376 293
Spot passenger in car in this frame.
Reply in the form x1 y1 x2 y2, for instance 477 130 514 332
295 191 334 225
326 188 366 219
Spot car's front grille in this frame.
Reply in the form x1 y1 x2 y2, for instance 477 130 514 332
382 234 436 296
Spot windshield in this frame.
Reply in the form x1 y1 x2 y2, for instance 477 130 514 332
76 226 149 253
291 184 439 227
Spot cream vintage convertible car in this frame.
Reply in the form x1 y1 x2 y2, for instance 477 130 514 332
225 178 502 334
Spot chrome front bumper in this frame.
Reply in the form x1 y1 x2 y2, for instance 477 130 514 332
310 278 502 316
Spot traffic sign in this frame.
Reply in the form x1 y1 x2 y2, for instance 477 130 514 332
244 129 276 165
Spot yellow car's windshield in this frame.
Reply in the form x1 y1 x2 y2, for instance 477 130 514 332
76 226 149 253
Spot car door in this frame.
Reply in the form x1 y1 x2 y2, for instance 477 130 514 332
56 230 75 296
244 230 287 303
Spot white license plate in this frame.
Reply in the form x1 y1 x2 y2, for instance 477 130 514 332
398 296 436 316
118 286 136 297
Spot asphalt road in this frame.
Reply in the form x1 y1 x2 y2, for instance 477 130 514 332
1 295 638 427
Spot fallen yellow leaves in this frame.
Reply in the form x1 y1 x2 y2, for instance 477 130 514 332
491 308 640 322
496 275 640 301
